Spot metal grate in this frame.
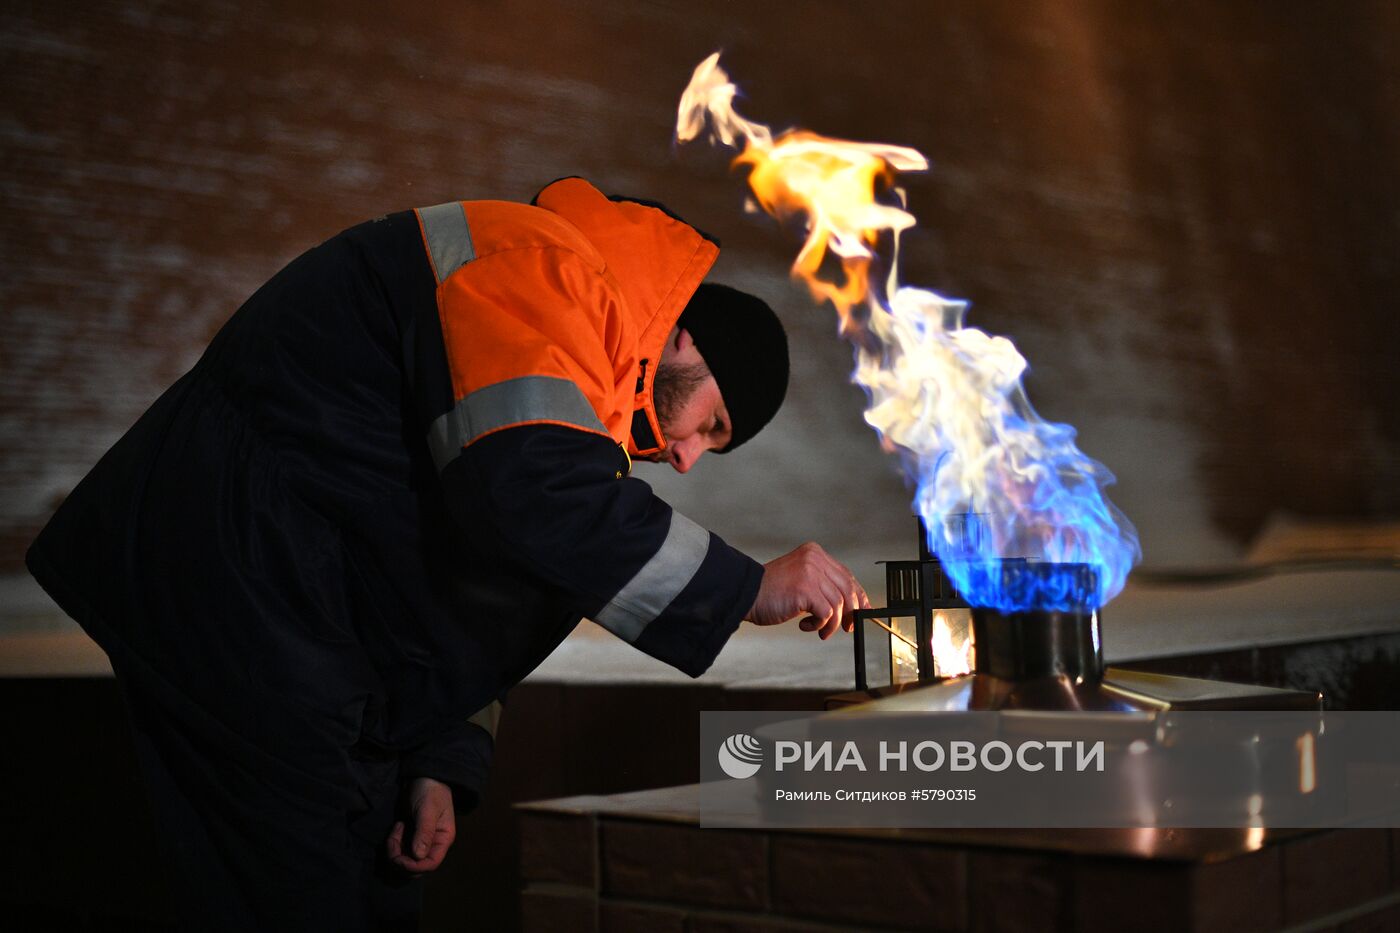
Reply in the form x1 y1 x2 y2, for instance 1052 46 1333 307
885 562 922 607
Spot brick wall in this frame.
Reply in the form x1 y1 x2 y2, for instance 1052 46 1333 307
518 809 1400 933
3 0 1399 572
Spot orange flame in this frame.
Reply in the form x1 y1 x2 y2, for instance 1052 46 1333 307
888 612 973 682
932 612 972 677
736 134 915 334
678 53 927 334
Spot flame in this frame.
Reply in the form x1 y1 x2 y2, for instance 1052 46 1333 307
932 612 972 676
885 612 971 681
890 631 919 684
1296 732 1315 794
677 53 1141 610
679 53 926 336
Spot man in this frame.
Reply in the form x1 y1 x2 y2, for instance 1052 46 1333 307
27 176 868 931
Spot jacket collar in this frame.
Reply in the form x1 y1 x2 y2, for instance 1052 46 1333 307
533 178 719 457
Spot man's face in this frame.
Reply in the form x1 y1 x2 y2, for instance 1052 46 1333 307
645 328 733 473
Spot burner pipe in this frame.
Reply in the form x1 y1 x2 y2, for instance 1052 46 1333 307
969 562 1103 683
970 607 1104 684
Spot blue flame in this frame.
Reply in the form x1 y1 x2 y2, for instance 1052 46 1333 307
908 368 1142 611
853 285 1141 612
673 52 1141 611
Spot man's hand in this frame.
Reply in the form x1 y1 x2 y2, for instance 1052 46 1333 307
386 777 456 875
746 542 870 638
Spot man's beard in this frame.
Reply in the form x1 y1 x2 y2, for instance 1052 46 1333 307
652 360 710 433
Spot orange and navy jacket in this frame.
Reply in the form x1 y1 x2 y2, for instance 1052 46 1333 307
422 176 713 463
26 178 763 810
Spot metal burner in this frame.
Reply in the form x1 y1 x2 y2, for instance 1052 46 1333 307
841 521 1321 712
972 606 1101 682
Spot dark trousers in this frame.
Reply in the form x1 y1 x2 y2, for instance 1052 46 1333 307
119 675 423 933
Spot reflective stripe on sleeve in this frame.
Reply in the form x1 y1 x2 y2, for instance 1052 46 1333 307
418 201 476 284
594 511 711 642
468 701 501 741
427 375 608 471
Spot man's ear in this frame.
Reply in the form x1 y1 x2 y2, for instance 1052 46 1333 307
661 326 694 363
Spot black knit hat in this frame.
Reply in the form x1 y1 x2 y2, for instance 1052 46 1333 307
677 283 789 453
